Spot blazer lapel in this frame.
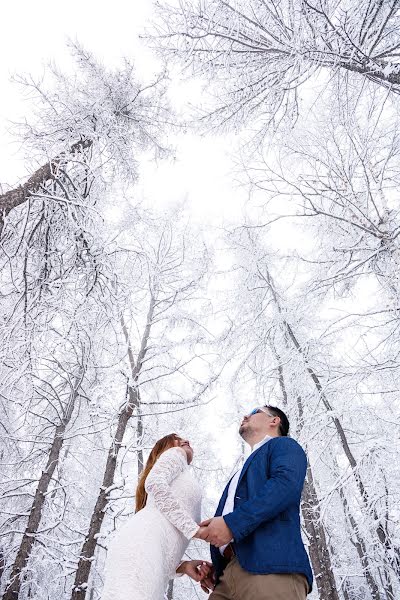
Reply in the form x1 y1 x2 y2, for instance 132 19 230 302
214 474 235 516
237 442 269 487
215 442 271 516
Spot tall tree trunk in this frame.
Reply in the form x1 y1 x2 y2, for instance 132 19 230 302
71 299 155 600
260 263 399 592
284 316 398 596
2 374 83 600
275 359 340 600
0 140 92 237
301 465 344 600
121 316 144 476
276 350 382 599
338 487 382 600
0 549 5 584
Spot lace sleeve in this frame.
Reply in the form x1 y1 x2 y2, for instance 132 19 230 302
145 447 199 540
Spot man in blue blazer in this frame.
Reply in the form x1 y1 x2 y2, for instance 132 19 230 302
198 405 313 599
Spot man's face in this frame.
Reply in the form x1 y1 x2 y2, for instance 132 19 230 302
239 408 277 440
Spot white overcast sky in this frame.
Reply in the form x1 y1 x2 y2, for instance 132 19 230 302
0 0 338 489
0 0 257 466
0 0 250 227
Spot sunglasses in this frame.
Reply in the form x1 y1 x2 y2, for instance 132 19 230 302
248 407 276 418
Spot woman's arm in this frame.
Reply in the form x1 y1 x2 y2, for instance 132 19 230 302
144 447 199 539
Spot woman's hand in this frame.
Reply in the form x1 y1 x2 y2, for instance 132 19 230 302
193 526 209 540
176 560 213 583
200 567 216 594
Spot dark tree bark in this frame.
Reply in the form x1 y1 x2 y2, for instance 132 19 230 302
276 359 341 600
0 549 5 584
70 395 137 600
71 299 155 600
0 139 92 237
2 375 83 600
276 347 382 599
338 486 382 600
301 465 345 600
121 316 144 476
260 262 399 595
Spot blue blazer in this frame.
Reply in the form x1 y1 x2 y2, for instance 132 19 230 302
211 437 313 593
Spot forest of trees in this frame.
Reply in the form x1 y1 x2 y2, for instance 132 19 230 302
1 2 400 599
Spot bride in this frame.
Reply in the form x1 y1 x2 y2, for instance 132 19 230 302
101 433 210 600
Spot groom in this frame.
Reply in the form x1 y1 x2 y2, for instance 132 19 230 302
197 405 313 599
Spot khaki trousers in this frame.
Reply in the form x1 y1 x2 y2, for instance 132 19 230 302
209 558 308 600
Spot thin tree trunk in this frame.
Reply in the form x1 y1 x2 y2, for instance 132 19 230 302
70 403 135 600
284 317 398 595
276 350 382 599
136 403 144 476
121 316 144 476
301 465 343 600
275 359 340 600
71 298 155 600
166 579 174 600
0 549 5 584
338 487 382 600
2 374 83 600
260 263 399 592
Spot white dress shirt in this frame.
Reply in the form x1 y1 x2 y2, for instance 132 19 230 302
220 434 272 555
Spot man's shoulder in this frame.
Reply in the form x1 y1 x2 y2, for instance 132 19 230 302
268 436 306 455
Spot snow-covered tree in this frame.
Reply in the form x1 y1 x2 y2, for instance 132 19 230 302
152 0 400 135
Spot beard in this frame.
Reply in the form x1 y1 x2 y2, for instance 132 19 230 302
239 423 251 440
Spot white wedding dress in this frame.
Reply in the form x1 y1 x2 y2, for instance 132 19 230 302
101 447 202 600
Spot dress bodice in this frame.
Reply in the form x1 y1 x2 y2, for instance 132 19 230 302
101 447 203 600
145 447 202 539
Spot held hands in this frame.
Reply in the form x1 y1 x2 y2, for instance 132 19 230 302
185 517 233 593
194 517 233 547
197 562 216 594
177 560 215 592
200 568 216 594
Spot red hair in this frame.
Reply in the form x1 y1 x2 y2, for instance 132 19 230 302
135 433 178 513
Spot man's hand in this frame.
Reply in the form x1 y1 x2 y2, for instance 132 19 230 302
199 518 212 527
197 516 233 547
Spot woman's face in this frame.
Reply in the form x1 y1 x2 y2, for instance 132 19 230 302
174 436 194 464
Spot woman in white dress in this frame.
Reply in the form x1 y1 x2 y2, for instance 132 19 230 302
101 433 210 600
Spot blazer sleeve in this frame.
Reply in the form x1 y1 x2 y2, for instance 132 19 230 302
223 438 307 542
144 447 199 540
